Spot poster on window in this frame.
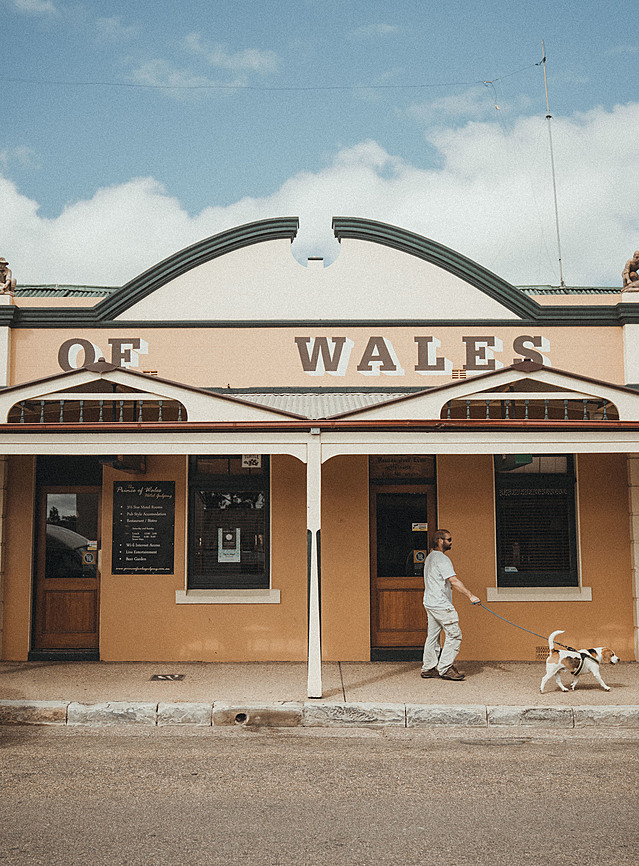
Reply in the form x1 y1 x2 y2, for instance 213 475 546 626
112 481 175 574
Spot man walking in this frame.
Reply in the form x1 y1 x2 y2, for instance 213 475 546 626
421 529 480 681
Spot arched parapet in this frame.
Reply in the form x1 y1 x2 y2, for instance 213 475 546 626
332 217 541 319
93 217 300 321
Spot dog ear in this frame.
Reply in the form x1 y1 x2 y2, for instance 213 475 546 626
601 648 613 663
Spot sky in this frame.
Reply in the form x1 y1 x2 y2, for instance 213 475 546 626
2 0 639 288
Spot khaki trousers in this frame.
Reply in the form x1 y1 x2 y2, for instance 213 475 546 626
422 606 462 674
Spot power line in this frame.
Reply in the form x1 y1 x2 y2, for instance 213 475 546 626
0 62 541 93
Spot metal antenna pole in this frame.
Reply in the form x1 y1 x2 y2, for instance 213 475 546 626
542 40 565 287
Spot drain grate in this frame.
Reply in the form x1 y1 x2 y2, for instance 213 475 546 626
536 646 549 661
150 674 185 681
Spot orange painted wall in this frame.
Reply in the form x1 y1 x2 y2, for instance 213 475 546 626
2 457 36 659
437 454 634 660
99 454 308 662
1 452 634 663
436 455 497 658
320 455 371 661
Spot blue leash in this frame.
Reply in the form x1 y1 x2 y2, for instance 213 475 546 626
473 601 576 652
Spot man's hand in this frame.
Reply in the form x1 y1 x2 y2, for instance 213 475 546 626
470 595 481 605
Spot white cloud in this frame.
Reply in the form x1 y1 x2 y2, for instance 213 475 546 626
94 15 136 42
351 23 399 38
0 146 41 170
11 0 57 14
2 103 639 287
184 33 279 75
128 60 245 100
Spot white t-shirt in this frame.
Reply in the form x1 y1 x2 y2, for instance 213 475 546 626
423 550 456 609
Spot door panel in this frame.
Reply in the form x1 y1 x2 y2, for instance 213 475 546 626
371 485 436 648
33 488 101 651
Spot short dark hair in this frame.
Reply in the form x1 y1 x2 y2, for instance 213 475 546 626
431 528 450 548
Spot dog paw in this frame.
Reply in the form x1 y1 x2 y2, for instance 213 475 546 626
603 686 611 691
560 687 568 692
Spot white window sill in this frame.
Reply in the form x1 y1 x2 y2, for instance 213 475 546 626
486 586 592 603
176 589 280 605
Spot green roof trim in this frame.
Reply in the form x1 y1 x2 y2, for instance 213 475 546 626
92 217 299 320
332 216 541 319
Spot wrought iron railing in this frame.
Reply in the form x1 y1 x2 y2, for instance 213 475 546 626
9 398 187 424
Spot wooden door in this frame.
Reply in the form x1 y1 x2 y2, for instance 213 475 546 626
371 484 436 648
33 487 101 651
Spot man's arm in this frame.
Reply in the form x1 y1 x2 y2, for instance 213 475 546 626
448 575 480 605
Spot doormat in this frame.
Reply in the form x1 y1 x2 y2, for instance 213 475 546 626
150 674 185 681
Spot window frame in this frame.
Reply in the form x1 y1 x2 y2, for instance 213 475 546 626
187 455 270 591
494 454 579 588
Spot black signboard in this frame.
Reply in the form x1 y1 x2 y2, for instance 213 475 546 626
112 481 175 574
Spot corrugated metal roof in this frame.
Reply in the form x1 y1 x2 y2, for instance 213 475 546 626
13 283 619 298
517 285 619 295
14 285 117 297
228 392 412 419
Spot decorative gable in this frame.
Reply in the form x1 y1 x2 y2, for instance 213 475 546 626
0 362 305 425
330 361 639 422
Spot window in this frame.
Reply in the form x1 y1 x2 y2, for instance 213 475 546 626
495 455 578 588
188 456 269 590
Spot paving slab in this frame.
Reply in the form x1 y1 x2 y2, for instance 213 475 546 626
213 701 303 727
67 701 158 726
407 704 486 727
303 701 405 727
0 699 68 726
573 705 639 727
158 702 213 726
487 705 574 727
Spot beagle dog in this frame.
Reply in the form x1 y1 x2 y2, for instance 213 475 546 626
540 630 619 693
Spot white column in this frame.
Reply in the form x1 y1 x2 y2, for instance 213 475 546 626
627 455 639 660
306 430 322 698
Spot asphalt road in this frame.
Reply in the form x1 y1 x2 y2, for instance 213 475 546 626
1 726 638 865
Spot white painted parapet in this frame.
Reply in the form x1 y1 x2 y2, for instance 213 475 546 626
0 293 14 387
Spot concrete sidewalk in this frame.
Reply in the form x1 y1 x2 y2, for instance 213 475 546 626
1 660 639 729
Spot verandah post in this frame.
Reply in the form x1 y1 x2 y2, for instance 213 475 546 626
306 429 322 698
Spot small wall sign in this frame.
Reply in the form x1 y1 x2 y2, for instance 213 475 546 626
112 481 175 574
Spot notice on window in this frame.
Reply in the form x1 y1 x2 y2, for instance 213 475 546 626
112 481 175 574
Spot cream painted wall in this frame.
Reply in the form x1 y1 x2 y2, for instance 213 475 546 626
116 237 521 323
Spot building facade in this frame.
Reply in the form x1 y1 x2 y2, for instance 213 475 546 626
1 217 638 696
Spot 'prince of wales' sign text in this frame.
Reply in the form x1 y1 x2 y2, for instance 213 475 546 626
56 334 550 379
294 335 550 376
112 482 175 574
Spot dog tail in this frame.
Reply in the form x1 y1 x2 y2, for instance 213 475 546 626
548 630 564 651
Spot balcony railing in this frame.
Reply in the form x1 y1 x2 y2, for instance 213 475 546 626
9 397 187 424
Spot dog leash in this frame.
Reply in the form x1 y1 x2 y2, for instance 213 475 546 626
473 601 576 652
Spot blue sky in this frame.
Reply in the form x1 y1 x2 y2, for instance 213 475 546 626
2 0 639 287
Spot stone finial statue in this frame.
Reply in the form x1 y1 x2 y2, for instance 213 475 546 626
0 257 16 295
622 250 639 291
